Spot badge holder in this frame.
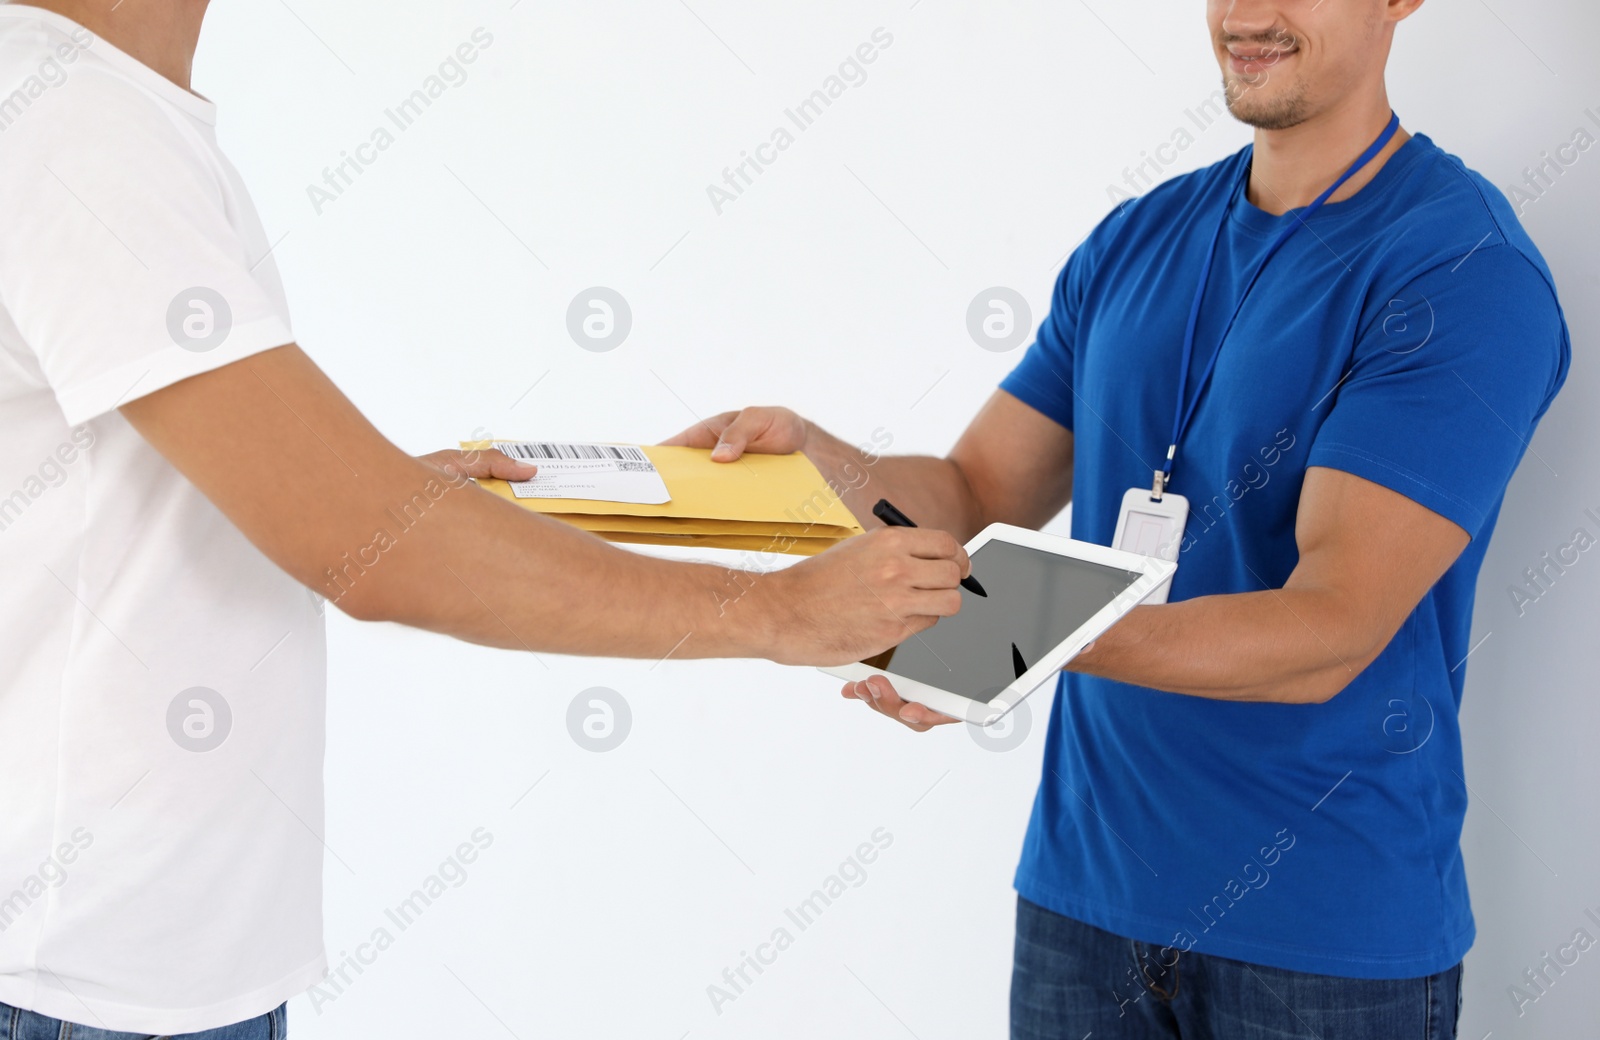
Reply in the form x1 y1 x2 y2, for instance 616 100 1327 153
1111 471 1187 605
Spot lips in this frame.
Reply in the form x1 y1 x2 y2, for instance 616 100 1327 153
1228 46 1297 74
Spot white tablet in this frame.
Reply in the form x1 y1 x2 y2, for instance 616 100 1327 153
820 523 1176 727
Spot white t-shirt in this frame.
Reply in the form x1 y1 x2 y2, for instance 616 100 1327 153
0 6 328 1032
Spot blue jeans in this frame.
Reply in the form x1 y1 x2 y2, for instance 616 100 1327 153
1011 897 1461 1040
0 1003 284 1040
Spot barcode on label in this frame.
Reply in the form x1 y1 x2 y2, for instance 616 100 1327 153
495 442 650 463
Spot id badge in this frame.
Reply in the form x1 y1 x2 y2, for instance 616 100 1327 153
1111 488 1187 604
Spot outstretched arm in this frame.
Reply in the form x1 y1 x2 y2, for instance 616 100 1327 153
120 344 970 666
663 390 1076 539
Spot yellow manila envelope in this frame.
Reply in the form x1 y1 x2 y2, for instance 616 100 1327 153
460 441 864 556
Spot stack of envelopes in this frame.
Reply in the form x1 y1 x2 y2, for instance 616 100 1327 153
460 441 864 555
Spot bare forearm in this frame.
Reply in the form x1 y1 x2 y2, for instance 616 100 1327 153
801 421 985 540
1069 468 1469 705
328 464 766 660
1068 588 1379 704
673 392 1071 544
122 348 770 661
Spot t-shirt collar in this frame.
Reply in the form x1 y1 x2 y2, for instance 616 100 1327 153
0 3 217 124
1229 133 1432 234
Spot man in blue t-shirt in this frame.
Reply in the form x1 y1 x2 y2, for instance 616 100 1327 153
666 1 1570 1037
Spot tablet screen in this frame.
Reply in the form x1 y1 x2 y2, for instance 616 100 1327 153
865 540 1145 703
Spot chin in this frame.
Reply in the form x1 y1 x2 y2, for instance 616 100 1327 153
1224 83 1311 131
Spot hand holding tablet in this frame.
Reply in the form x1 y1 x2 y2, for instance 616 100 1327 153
826 522 1176 727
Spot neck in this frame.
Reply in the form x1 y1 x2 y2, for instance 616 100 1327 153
1246 90 1409 216
18 0 207 91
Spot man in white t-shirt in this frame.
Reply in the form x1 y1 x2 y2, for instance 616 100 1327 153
0 2 971 1035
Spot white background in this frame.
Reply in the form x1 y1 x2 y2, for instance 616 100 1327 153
191 0 1598 1036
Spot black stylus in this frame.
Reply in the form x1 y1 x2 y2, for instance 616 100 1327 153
871 498 988 598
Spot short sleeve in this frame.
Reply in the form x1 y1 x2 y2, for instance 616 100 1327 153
998 231 1100 431
0 71 294 425
1307 245 1569 539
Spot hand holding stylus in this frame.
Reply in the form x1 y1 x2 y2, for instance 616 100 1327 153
871 499 987 597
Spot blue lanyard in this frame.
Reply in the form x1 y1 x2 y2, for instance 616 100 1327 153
1155 111 1401 499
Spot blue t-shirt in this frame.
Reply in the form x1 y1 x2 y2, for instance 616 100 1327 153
999 133 1570 979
